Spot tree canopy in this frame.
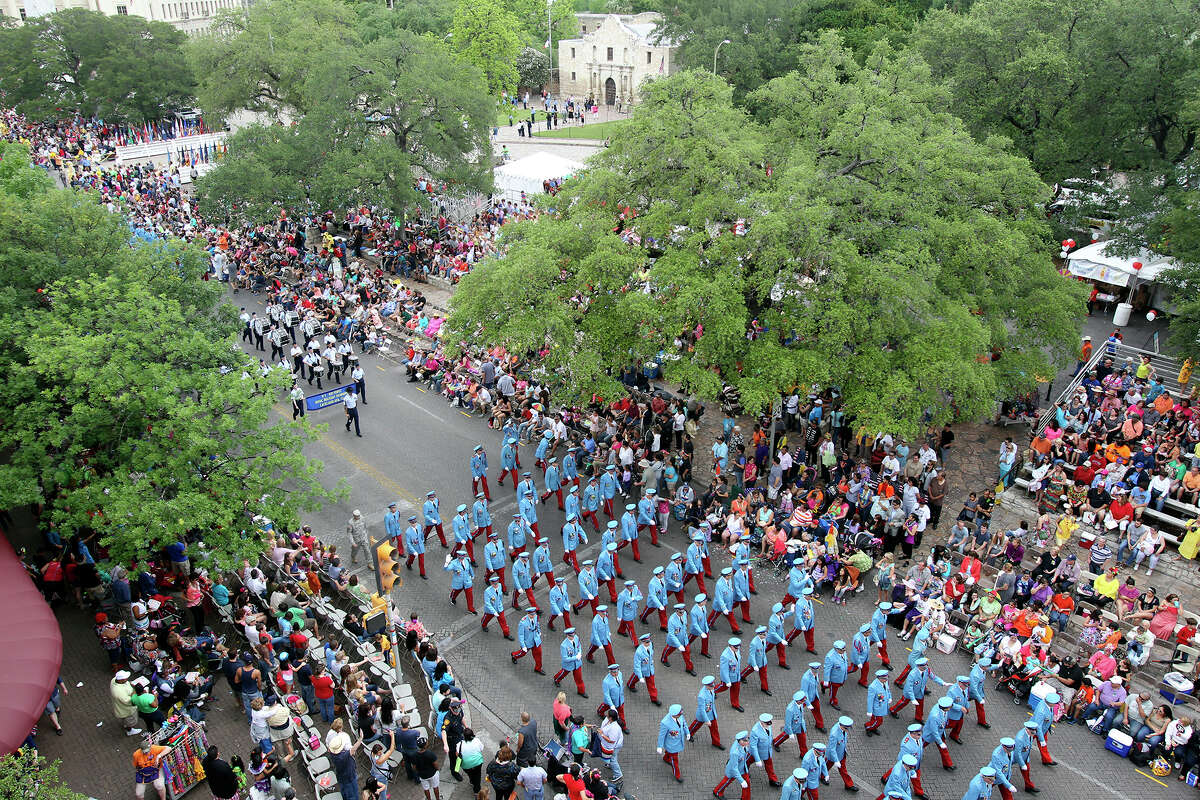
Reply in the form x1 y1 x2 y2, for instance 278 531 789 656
652 0 929 97
192 11 493 224
451 0 524 97
915 0 1200 181
446 38 1084 435
0 9 195 123
0 142 341 566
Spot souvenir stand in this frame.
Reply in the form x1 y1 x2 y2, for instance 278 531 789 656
149 715 210 799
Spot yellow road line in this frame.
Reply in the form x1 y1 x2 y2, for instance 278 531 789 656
1135 769 1168 787
416 386 426 393
321 435 422 508
460 411 471 418
376 365 386 371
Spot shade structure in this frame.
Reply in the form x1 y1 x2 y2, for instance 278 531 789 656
0 534 63 754
493 152 585 201
1066 241 1176 288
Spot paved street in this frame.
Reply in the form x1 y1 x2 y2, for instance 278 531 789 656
29 284 1188 800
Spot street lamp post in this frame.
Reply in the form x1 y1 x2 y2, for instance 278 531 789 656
713 39 731 74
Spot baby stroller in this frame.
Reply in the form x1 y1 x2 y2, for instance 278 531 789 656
995 659 1046 704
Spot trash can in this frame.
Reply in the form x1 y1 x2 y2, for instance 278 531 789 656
1113 302 1132 327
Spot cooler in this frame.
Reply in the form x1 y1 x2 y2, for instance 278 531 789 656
1160 672 1195 705
936 632 957 654
1028 680 1054 711
1078 531 1096 549
1105 729 1133 757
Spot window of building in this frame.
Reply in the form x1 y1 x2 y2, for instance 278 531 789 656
606 47 613 61
647 51 652 64
571 72 576 80
116 4 128 13
570 47 575 59
581 25 586 33
19 7 27 19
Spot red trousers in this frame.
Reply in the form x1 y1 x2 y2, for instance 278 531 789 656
603 498 614 519
640 606 668 631
999 786 1015 800
472 475 491 500
683 572 707 594
975 700 989 727
810 698 826 730
771 731 808 754
616 538 642 562
713 773 751 800
547 610 571 631
690 634 711 657
662 751 681 781
424 523 447 547
775 642 789 668
596 702 626 729
1019 763 1037 790
714 680 742 708
585 642 615 666
894 664 911 686
741 665 769 692
616 619 638 647
708 610 742 634
785 628 815 651
498 468 518 486
864 714 883 731
703 556 713 578
460 539 475 563
889 697 925 723
601 578 618 603
485 568 507 593
405 553 426 576
947 716 965 741
532 570 556 589
481 610 509 636
540 488 564 509
636 523 659 546
627 673 659 703
661 644 694 672
761 757 779 783
878 640 891 665
553 666 586 695
689 718 722 747
827 758 854 788
828 682 843 706
1037 737 1054 765
582 510 600 532
562 550 580 573
857 661 871 687
512 588 538 611
571 597 598 615
928 742 954 769
510 645 542 672
739 599 752 623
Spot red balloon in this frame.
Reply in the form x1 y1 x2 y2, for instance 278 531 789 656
1066 239 1076 248
1061 240 1069 247
1132 261 1143 271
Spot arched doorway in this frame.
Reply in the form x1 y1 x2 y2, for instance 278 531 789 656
604 78 617 105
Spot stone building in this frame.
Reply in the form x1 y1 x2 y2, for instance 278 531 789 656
0 0 250 34
556 12 677 106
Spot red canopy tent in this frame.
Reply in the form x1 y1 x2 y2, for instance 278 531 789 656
0 534 62 754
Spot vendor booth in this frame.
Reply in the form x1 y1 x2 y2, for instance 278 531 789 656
494 152 585 202
1066 241 1178 325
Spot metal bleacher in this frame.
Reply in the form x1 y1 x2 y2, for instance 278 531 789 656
1016 341 1198 546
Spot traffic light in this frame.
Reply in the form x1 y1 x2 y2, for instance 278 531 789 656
377 541 401 593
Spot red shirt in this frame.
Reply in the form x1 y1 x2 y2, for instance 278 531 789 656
1109 500 1134 521
312 675 335 700
1073 464 1095 486
558 774 587 800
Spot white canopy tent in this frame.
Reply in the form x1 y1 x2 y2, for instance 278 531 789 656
493 152 585 202
1066 240 1177 287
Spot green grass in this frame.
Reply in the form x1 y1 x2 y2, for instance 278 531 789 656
533 119 624 140
495 107 547 127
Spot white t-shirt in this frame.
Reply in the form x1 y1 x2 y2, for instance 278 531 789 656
517 765 547 792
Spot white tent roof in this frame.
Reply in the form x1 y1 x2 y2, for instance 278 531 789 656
494 152 585 201
1066 240 1176 287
